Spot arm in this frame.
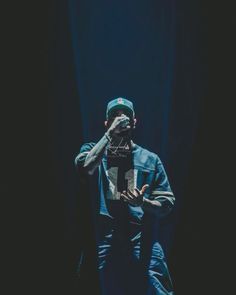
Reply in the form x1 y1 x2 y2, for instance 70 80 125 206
121 159 175 217
142 191 175 217
145 159 175 217
75 115 131 175
74 136 110 175
83 134 111 175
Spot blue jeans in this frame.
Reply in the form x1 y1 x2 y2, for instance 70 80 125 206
97 215 174 295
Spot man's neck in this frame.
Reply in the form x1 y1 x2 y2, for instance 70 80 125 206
106 136 134 158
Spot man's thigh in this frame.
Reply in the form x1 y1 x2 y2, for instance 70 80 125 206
97 220 144 295
97 215 116 270
99 249 144 295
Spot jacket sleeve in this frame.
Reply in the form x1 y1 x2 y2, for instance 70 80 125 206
149 157 175 217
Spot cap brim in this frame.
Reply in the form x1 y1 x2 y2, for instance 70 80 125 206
107 105 134 119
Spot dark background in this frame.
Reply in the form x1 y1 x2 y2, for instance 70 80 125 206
3 0 234 294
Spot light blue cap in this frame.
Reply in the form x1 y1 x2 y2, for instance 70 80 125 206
106 97 135 119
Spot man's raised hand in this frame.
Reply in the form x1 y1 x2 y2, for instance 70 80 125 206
108 115 131 136
121 184 149 207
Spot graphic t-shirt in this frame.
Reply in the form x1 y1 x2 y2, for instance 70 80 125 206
75 142 175 224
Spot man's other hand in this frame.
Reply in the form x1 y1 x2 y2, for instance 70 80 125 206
121 184 149 207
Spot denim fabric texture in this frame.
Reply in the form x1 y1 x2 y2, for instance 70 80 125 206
75 142 175 294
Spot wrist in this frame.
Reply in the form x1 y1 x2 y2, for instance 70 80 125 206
106 128 114 137
104 132 112 143
141 197 150 209
140 196 145 207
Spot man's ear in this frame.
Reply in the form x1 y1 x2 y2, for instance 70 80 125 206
104 120 108 127
133 118 137 129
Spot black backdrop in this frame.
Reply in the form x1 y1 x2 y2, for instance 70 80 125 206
3 1 234 295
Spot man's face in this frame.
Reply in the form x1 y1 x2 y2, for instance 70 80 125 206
107 109 134 127
105 108 136 139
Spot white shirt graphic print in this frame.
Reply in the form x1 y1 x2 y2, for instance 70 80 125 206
105 167 138 200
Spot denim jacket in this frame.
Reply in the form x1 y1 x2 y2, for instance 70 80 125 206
75 142 175 224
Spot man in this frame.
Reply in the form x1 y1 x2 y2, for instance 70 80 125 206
75 97 175 295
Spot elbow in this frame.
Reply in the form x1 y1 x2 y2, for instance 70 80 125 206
87 169 94 175
83 162 95 175
161 202 174 217
83 155 100 175
154 202 174 218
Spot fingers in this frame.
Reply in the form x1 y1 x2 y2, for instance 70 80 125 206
120 194 128 202
121 190 137 203
116 115 129 123
127 189 136 198
134 188 140 196
123 190 140 200
121 191 132 202
112 116 130 133
120 121 130 130
122 190 134 200
133 184 149 196
123 186 148 199
118 116 130 126
140 184 149 194
120 190 143 207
